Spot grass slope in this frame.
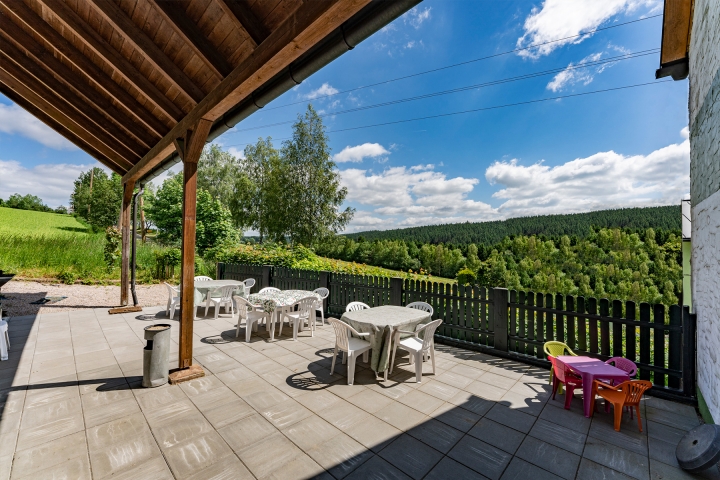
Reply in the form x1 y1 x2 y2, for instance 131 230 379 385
0 207 92 236
346 206 681 246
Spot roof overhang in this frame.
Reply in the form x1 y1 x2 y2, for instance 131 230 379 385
656 0 693 80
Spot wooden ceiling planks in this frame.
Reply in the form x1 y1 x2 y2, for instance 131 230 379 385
0 0 376 178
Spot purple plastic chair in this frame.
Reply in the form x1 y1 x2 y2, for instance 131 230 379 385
604 357 638 416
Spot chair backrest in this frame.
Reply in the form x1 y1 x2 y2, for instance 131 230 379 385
164 282 179 296
243 278 256 289
313 287 329 299
296 296 317 317
346 301 369 312
619 380 652 406
328 317 364 351
554 359 573 384
235 296 257 319
415 319 442 351
543 341 575 358
406 301 433 316
216 285 236 300
194 276 213 281
259 287 280 294
606 357 637 378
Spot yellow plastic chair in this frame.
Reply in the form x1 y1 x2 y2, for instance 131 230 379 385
544 341 577 391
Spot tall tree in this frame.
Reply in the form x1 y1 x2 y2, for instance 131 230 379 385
197 144 240 209
279 105 354 245
3 193 51 212
70 168 123 229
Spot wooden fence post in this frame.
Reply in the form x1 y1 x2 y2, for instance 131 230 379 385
262 265 272 288
216 262 225 280
492 288 509 352
390 277 403 306
682 306 697 397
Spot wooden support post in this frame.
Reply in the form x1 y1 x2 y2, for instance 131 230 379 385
169 118 211 383
120 180 135 306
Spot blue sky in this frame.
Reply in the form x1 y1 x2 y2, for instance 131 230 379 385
0 0 690 233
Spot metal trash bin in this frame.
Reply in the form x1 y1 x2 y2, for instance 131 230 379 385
143 324 171 388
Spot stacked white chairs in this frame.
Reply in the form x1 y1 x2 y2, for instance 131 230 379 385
243 278 256 292
279 296 317 340
258 287 280 294
389 319 443 383
345 301 369 312
328 318 372 385
235 297 271 342
313 287 329 326
205 285 236 319
164 283 180 320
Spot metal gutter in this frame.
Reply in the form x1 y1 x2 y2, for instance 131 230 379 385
141 0 422 184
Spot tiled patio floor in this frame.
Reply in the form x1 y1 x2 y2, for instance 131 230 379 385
0 306 717 480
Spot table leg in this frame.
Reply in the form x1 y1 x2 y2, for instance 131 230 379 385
583 374 594 417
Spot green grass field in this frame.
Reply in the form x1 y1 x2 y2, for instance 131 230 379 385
0 207 93 236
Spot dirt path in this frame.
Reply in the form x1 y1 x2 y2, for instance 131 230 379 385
0 281 166 317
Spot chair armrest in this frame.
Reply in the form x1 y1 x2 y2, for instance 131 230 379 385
356 332 370 337
396 329 416 336
594 380 620 390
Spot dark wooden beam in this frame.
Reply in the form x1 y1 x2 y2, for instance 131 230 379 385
176 118 212 370
87 0 205 103
0 80 126 175
120 180 136 306
0 39 142 161
0 0 171 137
123 0 371 184
36 0 185 122
217 0 269 47
0 62 134 172
149 0 233 78
0 10 155 150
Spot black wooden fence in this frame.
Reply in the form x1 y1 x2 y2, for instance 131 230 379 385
217 263 697 402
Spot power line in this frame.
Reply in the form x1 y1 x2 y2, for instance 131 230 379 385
263 14 663 111
223 80 671 149
231 49 660 134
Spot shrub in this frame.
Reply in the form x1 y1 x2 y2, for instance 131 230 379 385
104 227 121 272
456 268 477 286
58 271 77 284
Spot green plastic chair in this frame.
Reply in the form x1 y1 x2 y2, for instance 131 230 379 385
544 341 577 392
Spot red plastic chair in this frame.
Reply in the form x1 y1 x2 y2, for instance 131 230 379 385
550 357 583 410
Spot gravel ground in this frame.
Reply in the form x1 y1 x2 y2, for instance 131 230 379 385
0 281 166 317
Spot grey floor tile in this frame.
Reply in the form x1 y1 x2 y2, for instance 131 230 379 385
346 388 394 413
183 453 253 480
343 455 411 480
10 430 86 479
12 452 91 480
163 431 233 478
425 456 490 480
430 402 482 432
398 390 446 415
237 432 303 479
647 421 689 445
419 380 462 402
264 452 326 480
94 456 173 480
650 459 720 479
576 458 635 480
485 404 537 434
583 437 650 480
449 391 495 416
374 402 428 432
15 414 85 452
217 413 277 453
406 417 464 454
589 415 648 456
282 414 342 451
500 457 564 480
448 435 513 480
515 436 580 480
539 403 591 434
646 407 700 432
259 398 313 429
318 399 372 431
81 390 140 428
378 434 443 480
468 418 526 454
307 433 374 479
152 413 214 450
466 380 508 402
345 415 402 453
529 418 587 456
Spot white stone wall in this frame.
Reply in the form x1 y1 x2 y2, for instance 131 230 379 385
692 190 720 422
689 0 720 123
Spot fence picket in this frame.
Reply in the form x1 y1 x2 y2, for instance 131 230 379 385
565 295 575 351
577 297 586 352
612 300 623 357
668 305 682 389
555 294 564 345
626 301 637 365
588 297 598 355
639 303 651 381
536 293 544 359
545 293 553 345
653 304 666 387
600 298 610 357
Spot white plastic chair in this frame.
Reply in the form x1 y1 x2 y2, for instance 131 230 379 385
389 319 443 383
194 275 213 281
345 301 369 312
164 283 180 320
328 318 372 386
235 297 271 342
279 296 317 340
258 287 280 294
406 301 433 316
205 285 236 319
243 278 256 292
313 287 329 326
0 320 9 361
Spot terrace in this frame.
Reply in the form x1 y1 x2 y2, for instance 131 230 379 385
0 306 712 480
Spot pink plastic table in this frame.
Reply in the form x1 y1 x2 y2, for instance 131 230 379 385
556 355 630 417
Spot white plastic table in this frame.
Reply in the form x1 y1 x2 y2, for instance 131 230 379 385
246 289 322 340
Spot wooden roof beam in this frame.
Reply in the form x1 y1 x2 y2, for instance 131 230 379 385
0 9 156 150
0 0 171 137
36 0 185 122
87 0 205 103
149 0 233 78
0 44 141 164
123 0 371 184
0 80 126 175
0 69 132 173
217 0 269 47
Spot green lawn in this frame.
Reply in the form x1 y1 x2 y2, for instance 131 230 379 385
0 207 92 236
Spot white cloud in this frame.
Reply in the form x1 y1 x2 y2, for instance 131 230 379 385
546 52 615 91
485 129 689 216
0 103 77 150
341 165 498 231
303 83 339 100
516 0 661 58
404 6 432 29
0 159 106 207
227 147 245 159
333 143 390 163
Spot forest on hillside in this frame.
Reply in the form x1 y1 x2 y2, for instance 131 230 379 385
345 206 680 246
